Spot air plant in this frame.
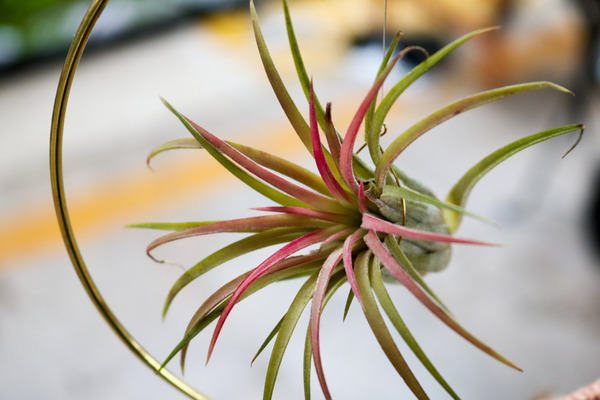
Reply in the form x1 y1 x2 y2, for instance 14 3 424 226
132 1 583 399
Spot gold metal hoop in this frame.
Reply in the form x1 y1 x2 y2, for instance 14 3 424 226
49 1 210 398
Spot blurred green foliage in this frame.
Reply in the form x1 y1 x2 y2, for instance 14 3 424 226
0 0 87 67
0 0 80 26
0 0 240 69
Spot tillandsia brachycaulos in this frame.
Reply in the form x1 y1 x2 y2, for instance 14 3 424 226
132 1 584 399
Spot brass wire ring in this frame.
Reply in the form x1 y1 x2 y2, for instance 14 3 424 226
49 1 209 398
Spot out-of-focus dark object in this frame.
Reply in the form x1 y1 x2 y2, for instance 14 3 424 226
0 0 248 75
589 165 600 257
573 0 600 258
569 0 600 118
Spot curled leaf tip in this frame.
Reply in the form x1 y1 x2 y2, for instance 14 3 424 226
562 124 584 158
146 157 156 171
147 251 164 264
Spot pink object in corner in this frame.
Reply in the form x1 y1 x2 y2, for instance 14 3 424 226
558 379 600 400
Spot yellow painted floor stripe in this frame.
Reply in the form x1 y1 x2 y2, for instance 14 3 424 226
0 85 427 268
0 118 306 267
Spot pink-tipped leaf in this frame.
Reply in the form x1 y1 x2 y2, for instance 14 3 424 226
183 115 346 213
361 213 496 246
253 206 357 225
363 230 521 371
309 80 355 205
206 227 343 362
342 229 366 307
147 214 329 260
309 245 345 400
163 98 307 208
338 52 403 194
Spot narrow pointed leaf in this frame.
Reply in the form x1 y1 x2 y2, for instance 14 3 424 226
342 288 354 321
309 81 355 205
182 112 346 213
280 0 379 190
309 246 345 400
184 251 332 354
342 230 366 307
274 0 348 185
277 1 382 184
147 214 329 258
368 27 499 164
163 98 308 208
264 271 318 400
147 138 201 167
282 0 326 130
264 268 347 400
355 251 430 400
375 81 573 188
207 227 343 362
252 317 284 365
364 230 521 371
364 44 429 157
303 325 312 400
231 142 331 195
323 104 341 165
250 0 312 152
339 52 403 194
253 206 357 225
369 261 460 400
163 227 313 317
362 213 495 246
445 123 584 232
128 221 216 231
358 180 367 213
169 260 323 372
147 137 332 196
384 235 449 312
381 184 494 226
364 31 403 139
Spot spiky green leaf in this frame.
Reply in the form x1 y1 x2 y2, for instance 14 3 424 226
445 124 584 231
355 251 430 400
380 185 494 226
163 227 314 317
375 82 574 189
368 27 499 164
163 98 309 208
369 261 460 400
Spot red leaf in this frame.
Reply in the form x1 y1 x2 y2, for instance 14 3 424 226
309 246 344 400
309 81 355 206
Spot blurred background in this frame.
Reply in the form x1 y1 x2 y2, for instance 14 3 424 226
1 0 599 399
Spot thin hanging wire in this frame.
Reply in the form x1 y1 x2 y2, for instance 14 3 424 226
380 0 388 102
382 0 406 228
